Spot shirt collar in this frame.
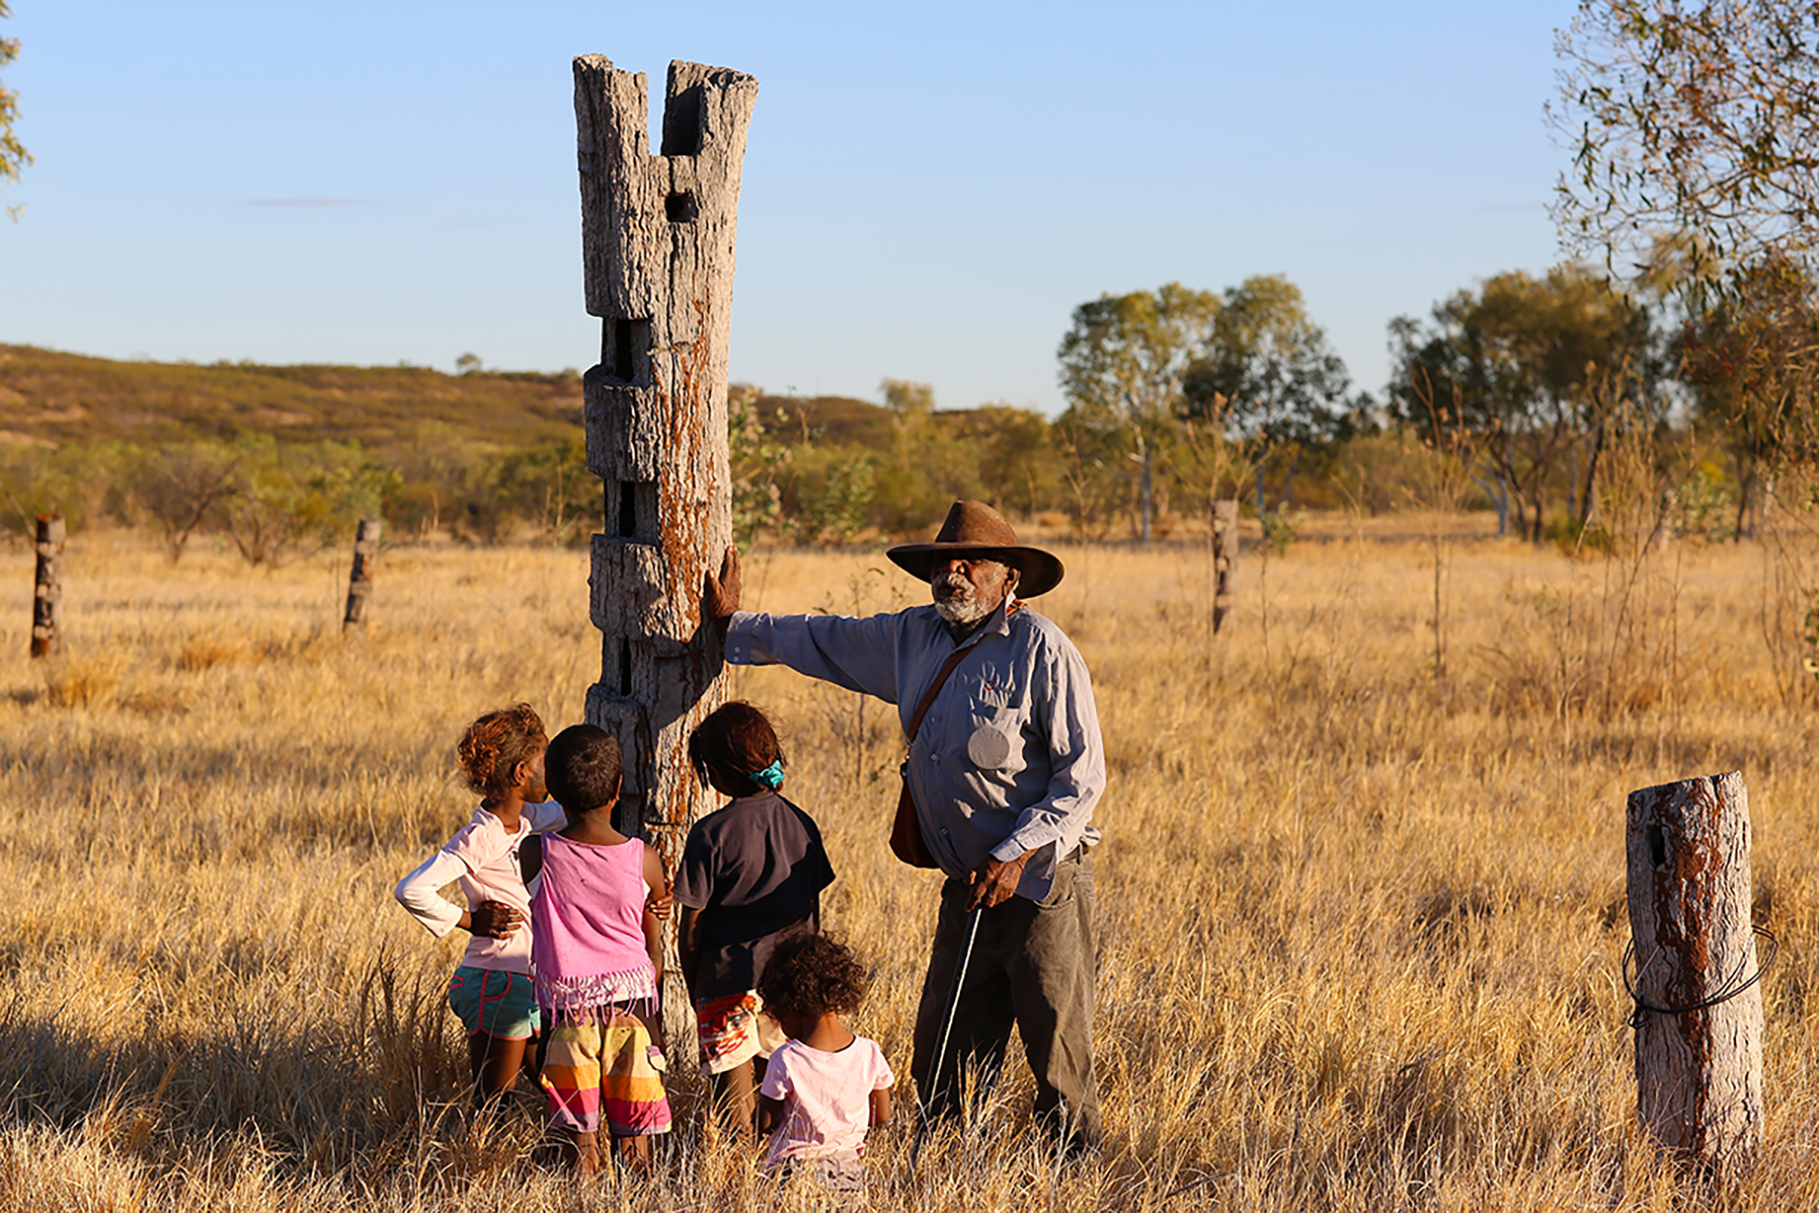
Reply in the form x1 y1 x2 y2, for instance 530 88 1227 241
948 595 1019 651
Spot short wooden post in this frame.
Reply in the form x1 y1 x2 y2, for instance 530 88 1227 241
1626 771 1766 1165
30 515 64 659
343 518 382 630
1211 498 1238 634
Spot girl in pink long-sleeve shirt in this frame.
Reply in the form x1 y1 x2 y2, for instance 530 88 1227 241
394 703 563 1107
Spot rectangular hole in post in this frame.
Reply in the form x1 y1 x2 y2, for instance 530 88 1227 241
619 482 637 537
618 636 633 696
602 317 649 384
612 319 634 381
661 86 703 156
665 191 698 223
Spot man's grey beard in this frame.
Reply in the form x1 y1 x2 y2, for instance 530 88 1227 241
934 589 994 628
933 572 997 629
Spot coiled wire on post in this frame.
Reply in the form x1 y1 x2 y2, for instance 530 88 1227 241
1622 924 1778 1031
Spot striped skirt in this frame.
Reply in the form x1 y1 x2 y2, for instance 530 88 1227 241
538 1000 671 1138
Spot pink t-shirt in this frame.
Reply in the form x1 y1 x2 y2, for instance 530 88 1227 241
442 805 539 973
530 834 657 1012
759 1034 894 1166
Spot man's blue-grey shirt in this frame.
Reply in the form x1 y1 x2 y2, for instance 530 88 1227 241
725 598 1104 901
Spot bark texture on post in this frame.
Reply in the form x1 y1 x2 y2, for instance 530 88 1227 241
1626 770 1765 1164
573 56 756 873
343 518 383 630
1211 498 1238 634
30 515 64 659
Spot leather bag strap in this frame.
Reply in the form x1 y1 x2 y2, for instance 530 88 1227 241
907 645 972 744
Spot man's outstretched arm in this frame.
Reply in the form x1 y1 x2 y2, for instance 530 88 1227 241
706 545 906 703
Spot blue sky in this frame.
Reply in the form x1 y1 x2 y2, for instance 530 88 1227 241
0 1 1578 415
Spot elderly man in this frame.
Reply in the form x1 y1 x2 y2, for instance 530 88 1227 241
705 500 1104 1153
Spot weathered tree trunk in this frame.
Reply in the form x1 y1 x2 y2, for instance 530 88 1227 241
342 518 382 630
30 515 63 659
1211 498 1237 634
1626 771 1765 1166
574 54 756 870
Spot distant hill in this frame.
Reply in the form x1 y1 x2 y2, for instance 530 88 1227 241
0 344 910 455
0 344 584 450
742 390 894 448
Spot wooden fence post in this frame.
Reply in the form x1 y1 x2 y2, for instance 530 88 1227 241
1626 770 1767 1166
30 514 64 659
574 53 757 1051
1211 498 1238 634
343 518 382 630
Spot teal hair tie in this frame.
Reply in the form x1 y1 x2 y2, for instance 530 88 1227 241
749 759 785 790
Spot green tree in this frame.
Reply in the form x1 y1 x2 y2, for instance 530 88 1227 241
137 442 244 562
1553 0 1819 277
1388 265 1659 541
1182 274 1359 514
218 436 398 566
1057 283 1220 542
1677 254 1819 536
0 2 29 221
728 384 792 546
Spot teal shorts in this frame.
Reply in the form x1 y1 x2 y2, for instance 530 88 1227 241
447 965 541 1041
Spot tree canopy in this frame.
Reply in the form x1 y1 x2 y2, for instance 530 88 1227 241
1056 283 1220 543
0 1 27 219
1389 265 1659 540
1553 0 1819 277
1183 274 1357 447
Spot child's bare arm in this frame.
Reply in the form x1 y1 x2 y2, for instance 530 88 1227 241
462 901 523 939
640 903 663 984
640 843 672 920
869 1087 891 1127
395 852 523 938
677 907 702 1002
756 1094 786 1136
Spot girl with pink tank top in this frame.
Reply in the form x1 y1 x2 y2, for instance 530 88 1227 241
529 723 673 1177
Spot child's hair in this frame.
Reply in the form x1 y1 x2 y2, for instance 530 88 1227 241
457 703 548 800
545 723 623 812
757 933 867 1021
687 700 784 796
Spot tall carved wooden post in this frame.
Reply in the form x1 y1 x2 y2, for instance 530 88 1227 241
1626 771 1766 1166
573 56 757 872
31 515 64 659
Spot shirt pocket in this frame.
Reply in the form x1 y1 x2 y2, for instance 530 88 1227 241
953 698 1030 776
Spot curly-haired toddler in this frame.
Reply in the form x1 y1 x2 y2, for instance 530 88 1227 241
754 933 893 1191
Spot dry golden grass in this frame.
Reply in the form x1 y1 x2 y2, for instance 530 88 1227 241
2 528 1818 1210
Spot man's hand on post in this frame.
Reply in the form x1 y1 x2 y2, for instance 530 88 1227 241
704 545 742 620
967 850 1031 911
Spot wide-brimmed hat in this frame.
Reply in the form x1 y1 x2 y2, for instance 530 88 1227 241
885 500 1064 598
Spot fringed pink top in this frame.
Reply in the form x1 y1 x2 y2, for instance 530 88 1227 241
530 833 657 1014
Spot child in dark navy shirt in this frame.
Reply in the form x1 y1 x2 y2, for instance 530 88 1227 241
674 701 834 1138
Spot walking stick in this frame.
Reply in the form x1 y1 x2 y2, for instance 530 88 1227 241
913 904 982 1163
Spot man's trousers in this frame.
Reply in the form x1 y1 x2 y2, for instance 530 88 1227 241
909 846 1100 1149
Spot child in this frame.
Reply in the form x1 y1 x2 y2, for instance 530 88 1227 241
530 723 672 1175
674 701 835 1137
394 703 565 1106
755 933 893 1191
